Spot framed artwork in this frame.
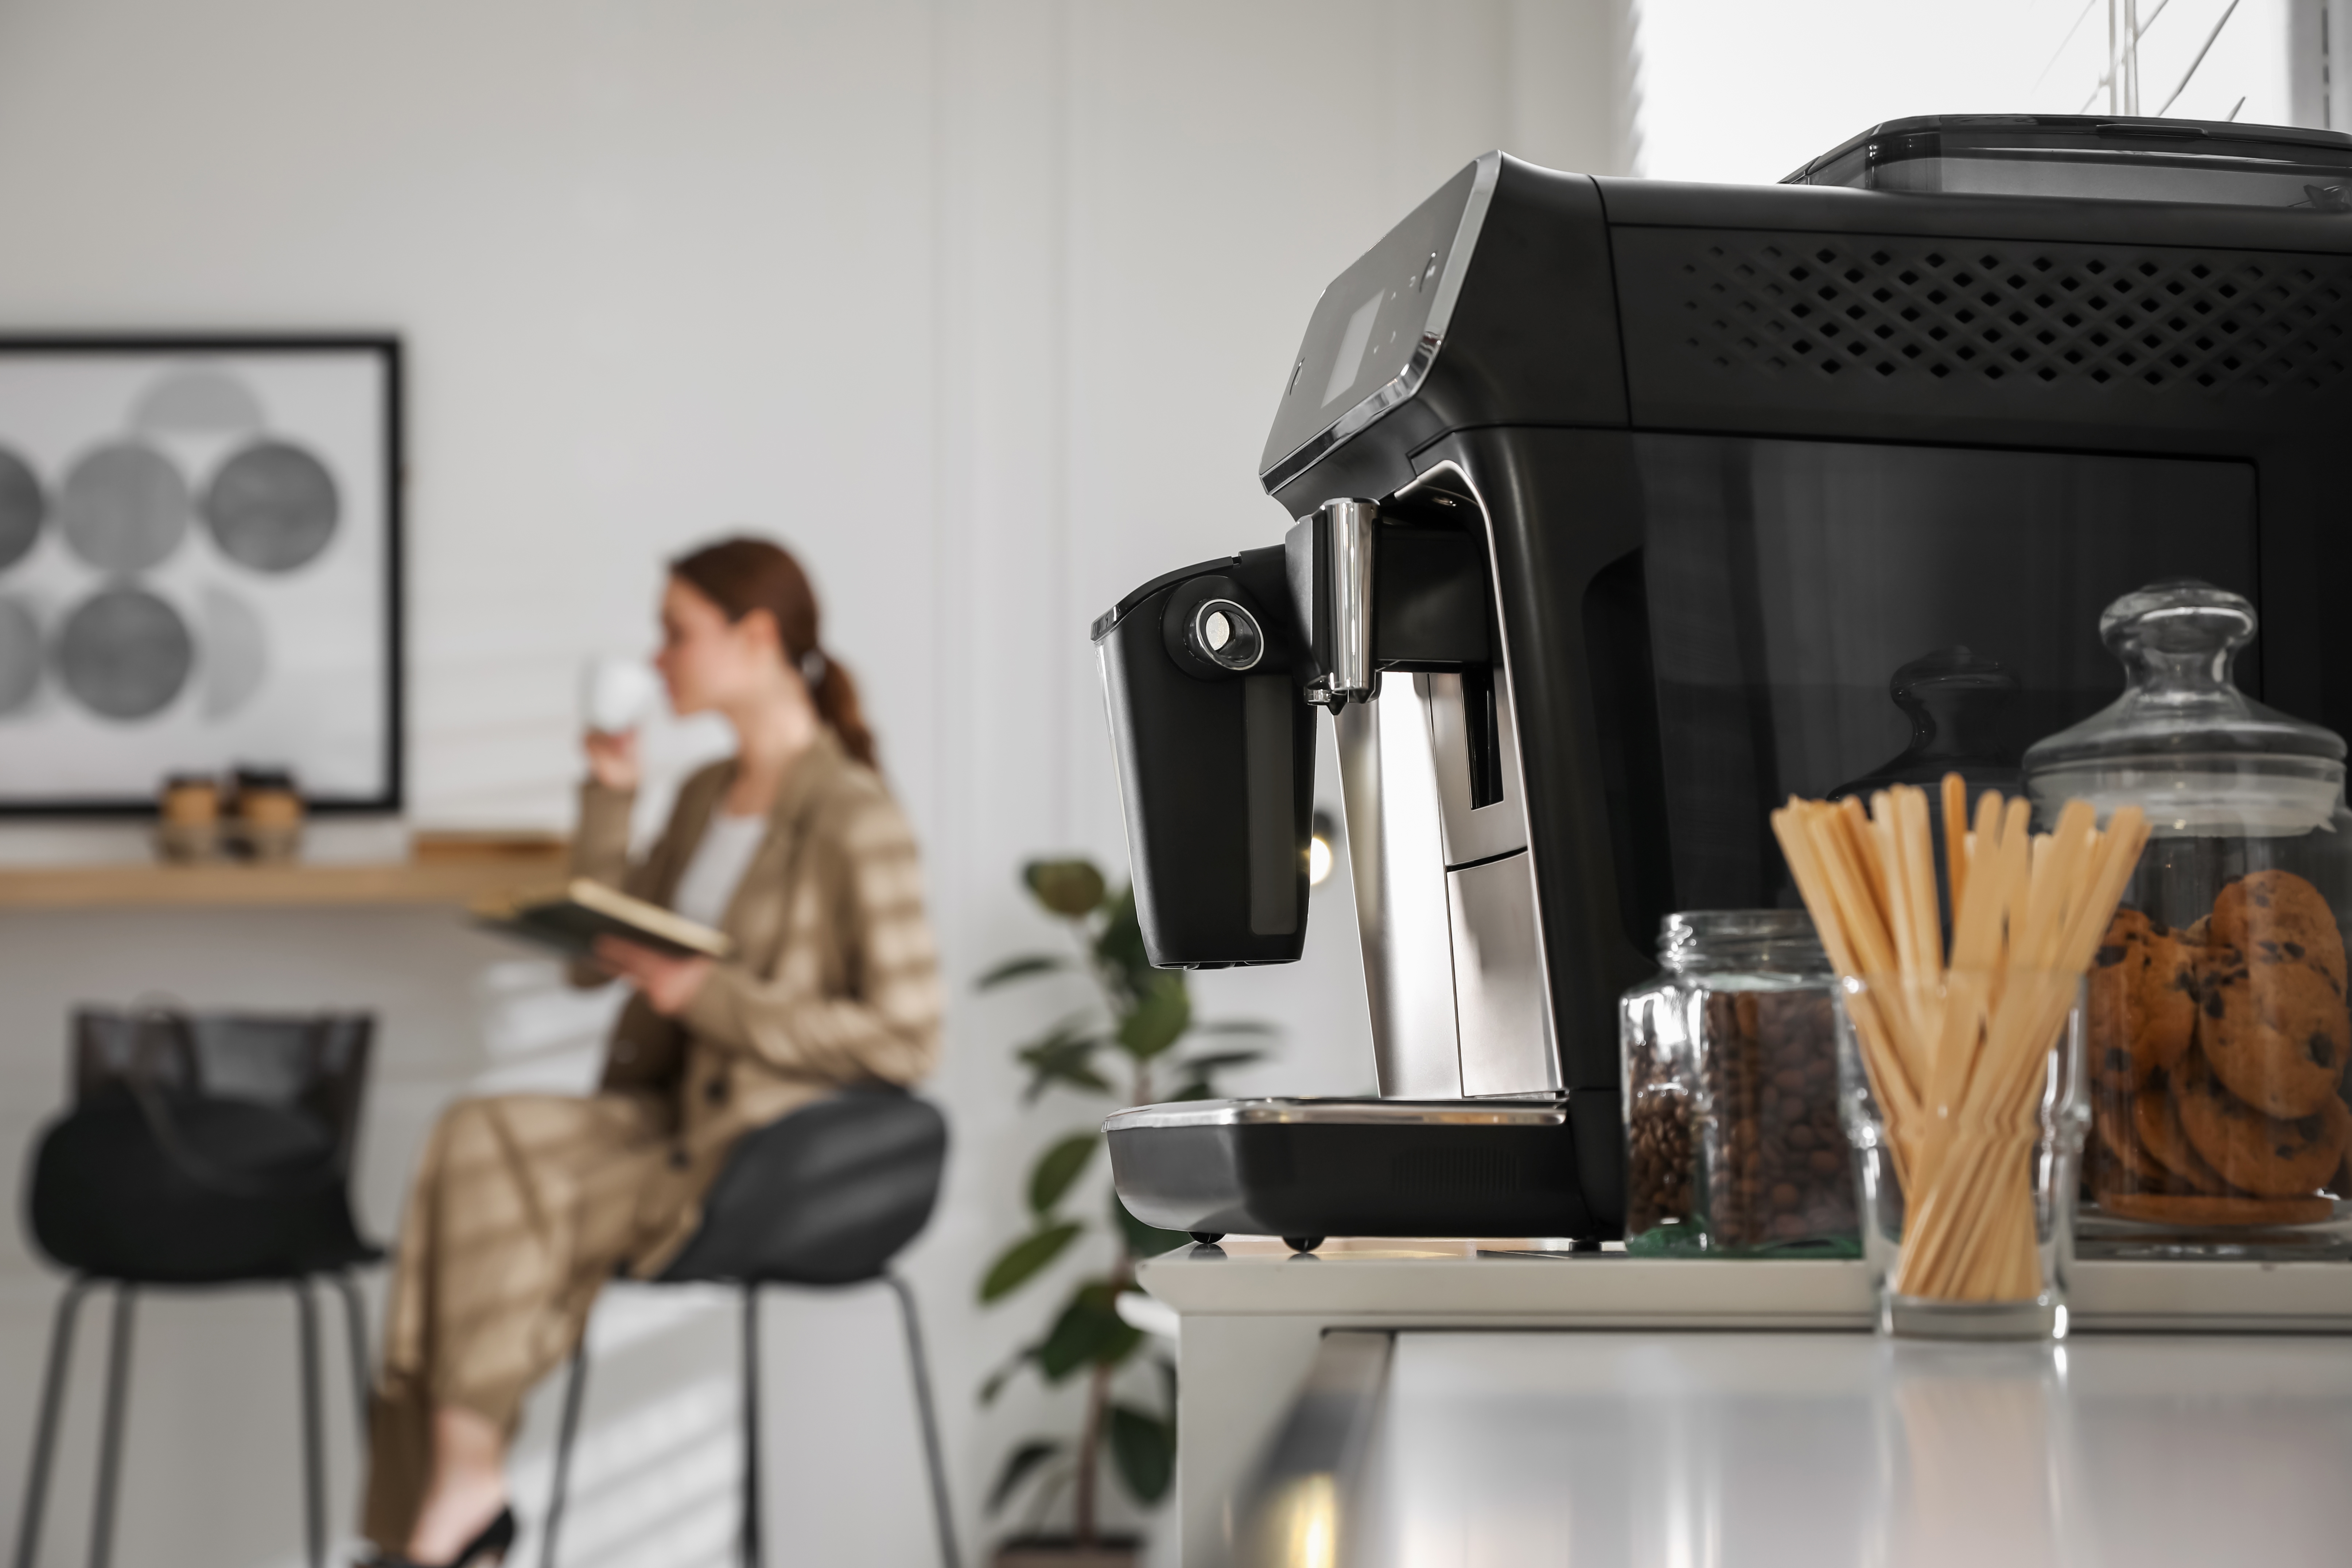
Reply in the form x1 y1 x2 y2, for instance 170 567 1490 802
0 336 402 814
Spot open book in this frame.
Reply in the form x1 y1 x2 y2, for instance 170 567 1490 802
473 878 735 961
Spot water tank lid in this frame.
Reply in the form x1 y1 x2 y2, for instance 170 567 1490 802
1785 114 2352 210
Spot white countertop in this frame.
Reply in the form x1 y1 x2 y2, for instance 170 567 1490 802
1329 1330 2352 1567
1159 1242 2352 1565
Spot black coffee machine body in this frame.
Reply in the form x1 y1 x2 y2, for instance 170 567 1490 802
1099 117 2352 1247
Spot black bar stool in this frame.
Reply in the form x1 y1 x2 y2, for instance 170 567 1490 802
537 1085 958 1568
13 1009 380 1568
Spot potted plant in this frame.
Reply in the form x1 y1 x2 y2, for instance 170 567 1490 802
976 856 1272 1567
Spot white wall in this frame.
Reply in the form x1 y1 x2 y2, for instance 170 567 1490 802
0 3 1638 1564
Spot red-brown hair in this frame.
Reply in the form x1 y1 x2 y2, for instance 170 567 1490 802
669 537 878 770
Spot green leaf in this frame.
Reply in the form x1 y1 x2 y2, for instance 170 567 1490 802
1112 1191 1190 1260
977 954 1068 991
1026 1066 1112 1104
980 1221 1083 1303
1108 1405 1177 1504
1014 1015 1095 1059
1025 859 1108 918
1016 1022 1113 1103
1029 1133 1099 1215
1034 1283 1143 1381
1116 975 1191 1061
987 1439 1062 1514
1022 1060 1112 1103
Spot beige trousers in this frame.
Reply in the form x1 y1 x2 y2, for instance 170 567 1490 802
362 1092 681 1549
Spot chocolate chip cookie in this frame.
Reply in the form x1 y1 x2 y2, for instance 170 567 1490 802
2211 868 2347 993
2196 941 2349 1118
2175 1048 2352 1197
2133 1072 2231 1193
2089 908 2198 1092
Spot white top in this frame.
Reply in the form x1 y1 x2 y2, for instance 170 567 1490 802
670 810 767 931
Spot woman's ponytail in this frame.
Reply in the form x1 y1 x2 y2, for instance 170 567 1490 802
671 536 881 771
803 652 878 771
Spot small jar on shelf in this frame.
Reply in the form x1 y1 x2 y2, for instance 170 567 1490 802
1620 910 1856 1255
229 766 305 864
155 774 223 863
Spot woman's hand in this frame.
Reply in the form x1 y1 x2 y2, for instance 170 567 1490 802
594 936 712 1016
583 728 641 791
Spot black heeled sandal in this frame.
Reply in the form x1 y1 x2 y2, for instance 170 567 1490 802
363 1506 517 1568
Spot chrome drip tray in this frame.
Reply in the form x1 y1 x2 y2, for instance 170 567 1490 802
1105 1096 1599 1241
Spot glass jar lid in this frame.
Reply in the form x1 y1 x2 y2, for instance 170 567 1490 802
2023 580 2347 834
1658 909 1828 975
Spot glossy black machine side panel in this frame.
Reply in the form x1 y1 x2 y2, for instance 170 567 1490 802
1095 545 1315 967
1595 175 2352 739
1420 428 2263 1095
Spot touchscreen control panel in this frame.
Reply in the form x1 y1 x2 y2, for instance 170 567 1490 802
1258 154 1496 487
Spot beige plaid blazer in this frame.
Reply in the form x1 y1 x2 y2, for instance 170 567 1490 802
567 726 941 1272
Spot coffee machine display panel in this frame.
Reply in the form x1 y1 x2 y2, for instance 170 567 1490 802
1259 155 1497 492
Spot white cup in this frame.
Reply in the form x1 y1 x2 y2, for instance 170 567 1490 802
582 656 661 734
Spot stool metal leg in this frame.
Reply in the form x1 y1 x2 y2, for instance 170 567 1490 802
87 1285 137 1568
327 1270 373 1447
12 1277 97 1568
883 1274 961 1568
539 1343 590 1568
295 1282 327 1568
739 1285 762 1568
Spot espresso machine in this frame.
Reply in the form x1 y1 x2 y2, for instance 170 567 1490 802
1100 115 2352 1247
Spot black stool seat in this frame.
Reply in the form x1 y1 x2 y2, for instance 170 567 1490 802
30 1089 383 1283
659 1083 947 1286
14 1009 380 1568
540 1085 959 1568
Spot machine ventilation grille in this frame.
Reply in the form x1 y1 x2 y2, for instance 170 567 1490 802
1674 237 2352 393
1391 1148 1525 1195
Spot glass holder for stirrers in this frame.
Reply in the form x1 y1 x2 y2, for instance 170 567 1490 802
1839 973 2088 1339
1773 778 2143 1342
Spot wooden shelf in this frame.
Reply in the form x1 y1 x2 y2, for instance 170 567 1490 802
0 850 568 911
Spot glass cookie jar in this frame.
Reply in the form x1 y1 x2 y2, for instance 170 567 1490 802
2023 580 2352 1257
1620 910 1857 1256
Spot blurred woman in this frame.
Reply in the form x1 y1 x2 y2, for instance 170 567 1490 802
360 538 941 1566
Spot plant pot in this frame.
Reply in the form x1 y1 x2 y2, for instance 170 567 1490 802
991 1533 1143 1568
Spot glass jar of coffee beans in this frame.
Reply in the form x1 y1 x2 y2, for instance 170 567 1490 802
1620 910 1858 1255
